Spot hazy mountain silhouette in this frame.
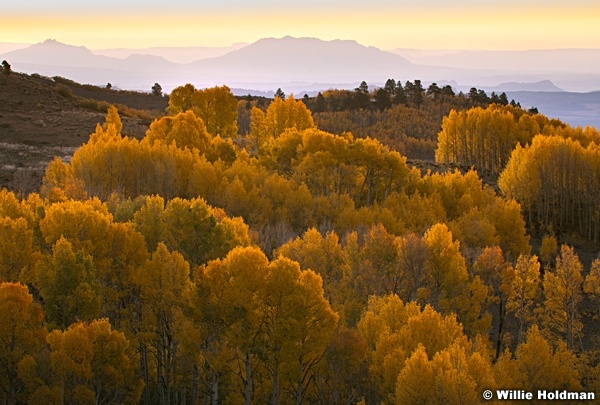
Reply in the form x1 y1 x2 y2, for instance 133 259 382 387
505 91 600 128
0 39 179 89
391 48 600 92
2 37 600 127
485 80 565 93
2 37 599 96
188 36 414 83
3 39 119 68
93 43 249 64
390 48 600 74
0 37 426 91
0 42 29 55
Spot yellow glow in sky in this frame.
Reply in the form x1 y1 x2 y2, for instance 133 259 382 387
1 3 599 50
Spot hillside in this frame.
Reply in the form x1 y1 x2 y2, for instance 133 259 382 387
3 70 600 405
0 72 167 193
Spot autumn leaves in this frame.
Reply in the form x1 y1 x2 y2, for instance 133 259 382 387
436 104 600 241
2 85 600 404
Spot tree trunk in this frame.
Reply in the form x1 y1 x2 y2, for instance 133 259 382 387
272 363 280 405
211 372 219 405
244 350 252 405
140 343 151 405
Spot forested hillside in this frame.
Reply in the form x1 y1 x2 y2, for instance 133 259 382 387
1 81 600 404
238 79 516 161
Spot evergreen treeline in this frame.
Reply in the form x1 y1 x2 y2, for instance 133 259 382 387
237 80 515 160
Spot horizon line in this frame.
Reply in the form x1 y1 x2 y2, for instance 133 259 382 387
2 37 600 53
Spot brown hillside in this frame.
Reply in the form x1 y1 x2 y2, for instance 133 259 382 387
0 72 167 194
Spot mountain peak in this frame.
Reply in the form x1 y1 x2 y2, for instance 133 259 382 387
495 80 565 92
190 36 413 84
38 39 87 50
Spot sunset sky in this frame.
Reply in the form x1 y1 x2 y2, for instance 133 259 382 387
1 0 599 50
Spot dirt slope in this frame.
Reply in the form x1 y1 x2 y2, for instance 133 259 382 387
0 72 167 194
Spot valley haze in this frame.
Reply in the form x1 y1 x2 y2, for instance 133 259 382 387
1 36 600 128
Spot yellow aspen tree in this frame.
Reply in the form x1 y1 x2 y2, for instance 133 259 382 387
40 157 71 201
435 109 461 166
539 235 558 269
498 143 541 223
96 222 148 329
449 208 499 251
0 217 33 282
313 327 368 405
0 189 35 223
193 246 270 405
263 256 338 405
395 233 431 303
356 295 411 352
135 243 193 405
397 305 466 360
133 195 167 253
275 228 349 308
39 199 112 255
166 83 195 115
358 224 401 297
584 258 600 297
191 85 238 138
435 105 518 177
189 155 220 199
394 327 493 405
394 345 435 405
484 198 531 261
422 223 468 313
542 244 584 350
356 296 415 403
507 254 540 344
205 135 237 164
103 105 122 135
247 106 269 156
146 110 211 153
473 246 515 359
429 343 478 405
263 95 315 138
34 237 100 330
357 296 469 404
162 197 217 266
513 325 582 392
44 319 143 405
0 283 46 405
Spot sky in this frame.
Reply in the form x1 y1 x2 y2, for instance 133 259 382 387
1 0 599 50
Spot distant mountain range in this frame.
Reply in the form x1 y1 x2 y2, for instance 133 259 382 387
2 37 600 127
1 37 420 91
391 48 600 93
93 43 249 64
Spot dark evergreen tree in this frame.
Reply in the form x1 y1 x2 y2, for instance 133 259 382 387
393 81 407 105
274 88 285 99
1 60 11 75
441 85 455 98
427 83 442 100
151 82 162 96
315 92 326 113
384 78 397 99
374 88 391 111
352 81 371 109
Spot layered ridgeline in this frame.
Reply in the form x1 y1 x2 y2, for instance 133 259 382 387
1 85 600 404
